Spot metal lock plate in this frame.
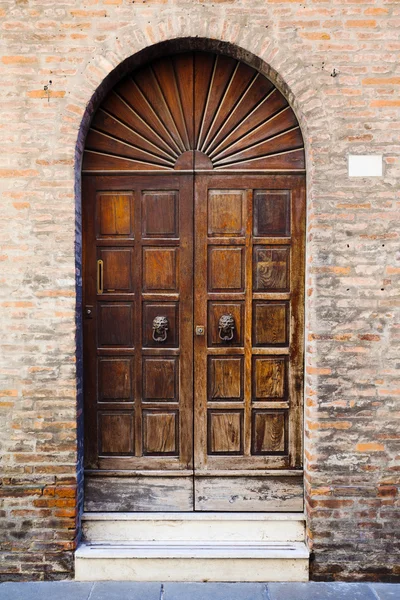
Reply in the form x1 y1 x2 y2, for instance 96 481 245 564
195 325 205 336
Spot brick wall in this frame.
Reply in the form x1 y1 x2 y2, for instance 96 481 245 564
0 0 399 582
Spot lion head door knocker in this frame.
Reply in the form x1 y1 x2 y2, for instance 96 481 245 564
152 316 169 343
218 313 235 342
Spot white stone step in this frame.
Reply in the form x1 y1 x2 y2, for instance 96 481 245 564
82 512 305 543
75 541 309 582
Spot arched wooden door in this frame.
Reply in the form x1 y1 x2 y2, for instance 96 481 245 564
82 52 306 512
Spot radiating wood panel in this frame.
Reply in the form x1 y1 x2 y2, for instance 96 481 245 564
83 53 305 172
196 54 237 152
205 74 276 157
210 104 298 161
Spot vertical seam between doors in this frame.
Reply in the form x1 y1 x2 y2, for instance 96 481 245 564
192 50 196 511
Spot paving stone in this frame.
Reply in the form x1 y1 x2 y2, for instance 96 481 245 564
1 581 400 600
0 582 94 600
90 581 162 600
371 584 400 599
268 582 378 600
163 582 268 600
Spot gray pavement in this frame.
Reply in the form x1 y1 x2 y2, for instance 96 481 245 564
0 581 399 600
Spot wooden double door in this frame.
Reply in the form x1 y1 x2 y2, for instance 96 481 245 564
83 172 305 512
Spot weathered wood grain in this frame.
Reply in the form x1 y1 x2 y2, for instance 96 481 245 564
195 476 303 511
85 476 193 511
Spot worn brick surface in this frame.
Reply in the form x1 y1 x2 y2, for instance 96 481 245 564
0 0 399 582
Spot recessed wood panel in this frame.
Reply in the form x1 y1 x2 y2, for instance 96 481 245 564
98 358 133 402
208 301 244 347
143 302 178 348
253 190 290 237
253 357 287 400
252 411 287 455
207 190 245 236
98 412 134 455
208 410 243 455
143 247 178 291
208 357 243 401
253 246 290 292
143 411 178 456
98 303 134 347
253 301 289 347
142 191 178 238
99 248 133 293
143 357 177 401
208 247 244 292
96 193 134 238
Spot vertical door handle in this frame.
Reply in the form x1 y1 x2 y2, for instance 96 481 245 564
97 259 103 295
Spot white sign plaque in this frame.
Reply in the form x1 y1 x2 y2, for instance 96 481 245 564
348 154 383 177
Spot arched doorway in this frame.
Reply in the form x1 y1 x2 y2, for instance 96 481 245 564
82 51 306 512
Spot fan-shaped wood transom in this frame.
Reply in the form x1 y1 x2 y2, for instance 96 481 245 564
83 52 305 172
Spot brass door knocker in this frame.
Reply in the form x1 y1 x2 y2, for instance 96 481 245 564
218 313 235 342
152 316 169 343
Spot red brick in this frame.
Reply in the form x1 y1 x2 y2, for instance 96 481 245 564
356 443 385 452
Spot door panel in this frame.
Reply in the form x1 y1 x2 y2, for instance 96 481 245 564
83 175 193 511
193 174 305 510
84 173 304 512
